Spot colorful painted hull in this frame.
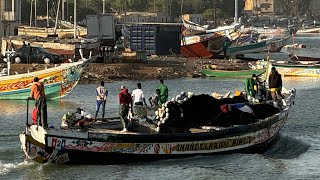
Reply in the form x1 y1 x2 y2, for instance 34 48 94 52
272 63 320 77
200 69 265 78
287 47 320 62
19 90 296 164
180 39 215 58
180 33 221 58
0 60 89 100
227 41 267 54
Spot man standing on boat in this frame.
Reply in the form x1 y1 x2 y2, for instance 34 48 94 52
268 67 283 107
95 81 108 119
29 77 47 128
118 85 133 132
132 83 148 117
159 79 169 105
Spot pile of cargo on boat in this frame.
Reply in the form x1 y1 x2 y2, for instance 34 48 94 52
154 92 279 133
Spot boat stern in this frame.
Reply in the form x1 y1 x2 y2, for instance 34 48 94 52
19 125 51 163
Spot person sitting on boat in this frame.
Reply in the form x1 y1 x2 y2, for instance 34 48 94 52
252 74 267 100
149 89 161 109
29 77 47 128
132 83 148 117
94 81 108 120
74 108 94 128
159 79 169 106
119 85 133 132
268 67 283 107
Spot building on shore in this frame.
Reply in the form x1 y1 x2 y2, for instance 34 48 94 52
244 0 274 16
0 0 21 39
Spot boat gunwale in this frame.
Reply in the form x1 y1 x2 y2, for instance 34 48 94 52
0 60 86 81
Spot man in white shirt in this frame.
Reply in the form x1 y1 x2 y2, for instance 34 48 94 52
131 83 148 117
132 83 147 106
95 81 108 119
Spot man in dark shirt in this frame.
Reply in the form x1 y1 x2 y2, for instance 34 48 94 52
118 85 133 132
268 67 283 106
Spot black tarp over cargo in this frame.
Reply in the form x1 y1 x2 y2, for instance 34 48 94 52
158 95 279 132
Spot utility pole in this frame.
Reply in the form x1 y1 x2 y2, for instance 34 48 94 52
154 0 156 22
30 0 33 26
35 0 37 27
102 0 105 14
66 0 69 21
213 0 217 28
124 0 127 24
54 0 61 35
180 0 184 15
74 0 77 39
62 0 65 20
47 0 49 27
235 0 238 23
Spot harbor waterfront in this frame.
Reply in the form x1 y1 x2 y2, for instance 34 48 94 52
1 77 320 179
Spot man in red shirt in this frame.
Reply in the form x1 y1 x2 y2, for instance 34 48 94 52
118 85 133 132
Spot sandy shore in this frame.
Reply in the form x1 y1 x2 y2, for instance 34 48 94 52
6 56 255 82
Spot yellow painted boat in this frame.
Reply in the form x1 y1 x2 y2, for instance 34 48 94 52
272 62 320 77
0 60 90 100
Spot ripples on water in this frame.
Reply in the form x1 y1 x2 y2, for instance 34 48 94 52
2 36 320 179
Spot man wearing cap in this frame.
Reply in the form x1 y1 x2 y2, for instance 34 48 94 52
29 77 47 128
268 67 283 107
118 85 133 132
95 81 108 119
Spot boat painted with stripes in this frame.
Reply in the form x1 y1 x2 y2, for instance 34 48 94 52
0 59 90 100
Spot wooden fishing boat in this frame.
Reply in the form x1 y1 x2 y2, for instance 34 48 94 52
264 37 290 52
227 41 267 55
296 27 320 34
0 57 91 100
287 47 320 62
19 89 296 164
272 62 320 77
252 27 291 35
200 69 265 78
180 33 222 58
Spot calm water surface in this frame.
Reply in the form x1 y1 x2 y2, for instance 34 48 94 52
1 36 320 179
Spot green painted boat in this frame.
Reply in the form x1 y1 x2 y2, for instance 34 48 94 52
200 69 265 78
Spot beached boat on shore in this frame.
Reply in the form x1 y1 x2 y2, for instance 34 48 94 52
287 46 320 62
272 61 320 77
227 40 267 55
19 89 296 165
264 37 290 52
0 56 91 100
296 27 320 34
180 32 222 58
